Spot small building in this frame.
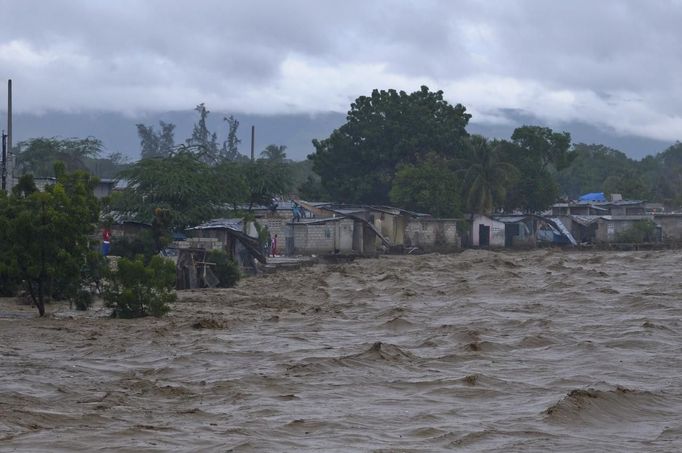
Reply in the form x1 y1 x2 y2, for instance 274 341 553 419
404 218 459 252
470 214 505 248
289 216 384 256
653 213 682 242
187 218 266 269
594 216 660 243
495 215 576 247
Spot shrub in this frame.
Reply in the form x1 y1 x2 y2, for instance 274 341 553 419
104 255 177 318
208 250 241 288
73 289 93 311
109 232 157 261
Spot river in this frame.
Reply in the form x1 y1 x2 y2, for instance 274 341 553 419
1 249 681 451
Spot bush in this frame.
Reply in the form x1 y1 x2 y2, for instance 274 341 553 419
103 255 177 318
109 233 157 262
73 289 93 311
208 250 241 288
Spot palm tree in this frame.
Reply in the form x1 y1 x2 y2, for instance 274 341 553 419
460 135 518 215
260 144 287 162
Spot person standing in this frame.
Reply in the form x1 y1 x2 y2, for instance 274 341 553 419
102 227 111 256
272 234 278 257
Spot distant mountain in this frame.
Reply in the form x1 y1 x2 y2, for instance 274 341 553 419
5 109 673 162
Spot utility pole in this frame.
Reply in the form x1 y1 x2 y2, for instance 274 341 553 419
1 130 6 192
250 125 255 161
6 79 13 192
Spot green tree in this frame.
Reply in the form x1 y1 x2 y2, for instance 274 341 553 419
501 126 574 212
221 115 242 161
241 159 293 209
187 103 219 164
649 142 682 206
0 164 100 316
207 250 240 288
556 143 639 199
460 136 518 215
309 86 471 204
389 154 461 217
137 121 176 159
260 144 288 162
112 150 224 230
16 137 102 177
103 255 176 318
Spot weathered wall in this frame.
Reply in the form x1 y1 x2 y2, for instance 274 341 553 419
404 219 459 251
654 214 682 242
472 215 505 248
292 219 360 255
595 218 642 242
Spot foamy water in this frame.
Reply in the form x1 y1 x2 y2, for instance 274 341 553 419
1 249 682 451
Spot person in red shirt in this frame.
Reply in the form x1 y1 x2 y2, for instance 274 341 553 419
102 227 111 256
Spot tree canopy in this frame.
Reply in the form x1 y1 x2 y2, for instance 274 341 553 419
0 165 100 316
309 86 471 204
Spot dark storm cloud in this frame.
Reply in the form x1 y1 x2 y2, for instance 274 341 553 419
1 0 681 141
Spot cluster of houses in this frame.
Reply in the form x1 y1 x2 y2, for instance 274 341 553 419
107 192 682 287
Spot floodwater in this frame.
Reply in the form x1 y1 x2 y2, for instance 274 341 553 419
1 249 682 452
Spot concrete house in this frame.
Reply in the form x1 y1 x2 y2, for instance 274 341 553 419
288 216 386 256
470 214 505 248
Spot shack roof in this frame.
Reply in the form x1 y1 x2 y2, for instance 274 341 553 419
188 218 243 231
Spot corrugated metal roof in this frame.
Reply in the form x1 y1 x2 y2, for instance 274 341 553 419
188 218 243 231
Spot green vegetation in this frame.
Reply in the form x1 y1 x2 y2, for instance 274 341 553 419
0 165 100 316
207 250 241 288
103 255 177 318
310 86 471 204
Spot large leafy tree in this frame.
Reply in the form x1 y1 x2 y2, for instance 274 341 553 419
389 154 462 217
501 126 574 212
112 150 225 230
309 86 471 204
16 137 102 177
0 164 100 316
240 159 293 209
460 136 518 215
556 143 639 199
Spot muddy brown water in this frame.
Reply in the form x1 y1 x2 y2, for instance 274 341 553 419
1 249 682 452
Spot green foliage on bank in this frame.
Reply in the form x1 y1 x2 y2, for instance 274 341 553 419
103 255 177 318
0 165 101 316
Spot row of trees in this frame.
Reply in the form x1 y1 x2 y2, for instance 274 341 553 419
309 85 682 215
308 86 575 216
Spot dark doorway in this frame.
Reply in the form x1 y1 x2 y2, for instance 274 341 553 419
479 224 490 247
505 223 519 247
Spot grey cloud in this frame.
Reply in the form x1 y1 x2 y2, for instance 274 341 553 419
1 0 682 143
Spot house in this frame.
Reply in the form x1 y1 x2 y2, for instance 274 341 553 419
653 213 682 242
551 199 646 216
288 216 386 256
470 214 505 248
404 218 459 251
593 216 661 243
186 218 266 269
494 215 577 247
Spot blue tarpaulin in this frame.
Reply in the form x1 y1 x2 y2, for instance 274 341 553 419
578 192 606 202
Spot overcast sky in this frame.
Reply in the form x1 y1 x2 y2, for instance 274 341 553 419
2 0 682 144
